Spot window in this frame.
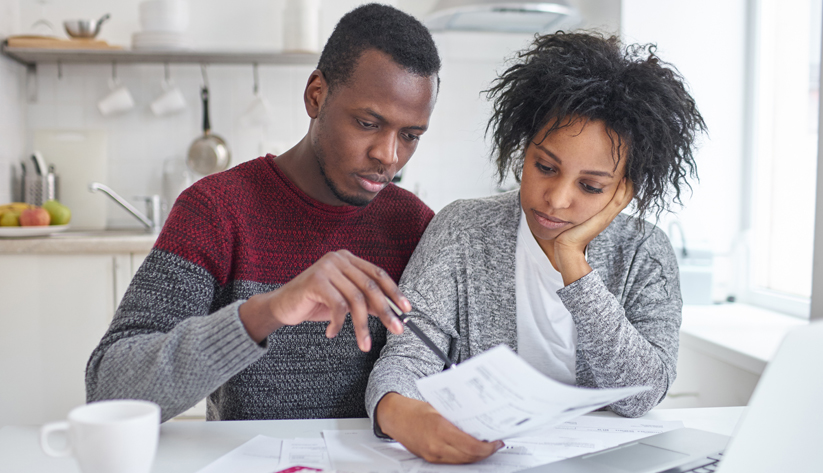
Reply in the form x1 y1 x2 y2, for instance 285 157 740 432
745 0 822 317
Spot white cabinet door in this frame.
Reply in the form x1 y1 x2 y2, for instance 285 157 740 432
0 255 116 426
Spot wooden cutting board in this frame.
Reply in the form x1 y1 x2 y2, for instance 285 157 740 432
5 35 122 50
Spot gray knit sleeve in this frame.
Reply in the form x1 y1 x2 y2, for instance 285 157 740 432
85 250 267 422
557 226 682 417
365 202 466 437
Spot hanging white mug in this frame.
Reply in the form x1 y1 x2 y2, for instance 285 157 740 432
40 399 161 473
98 78 135 116
151 79 186 116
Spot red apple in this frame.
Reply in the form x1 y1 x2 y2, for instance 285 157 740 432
19 207 50 226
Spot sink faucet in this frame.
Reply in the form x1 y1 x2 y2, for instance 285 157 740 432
668 220 688 258
89 182 162 233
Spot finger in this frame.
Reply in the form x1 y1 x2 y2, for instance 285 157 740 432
327 268 373 352
341 253 408 333
442 426 504 463
310 278 349 339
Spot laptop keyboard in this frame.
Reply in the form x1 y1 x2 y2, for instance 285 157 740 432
661 452 724 473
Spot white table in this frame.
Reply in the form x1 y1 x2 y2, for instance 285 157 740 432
0 407 744 472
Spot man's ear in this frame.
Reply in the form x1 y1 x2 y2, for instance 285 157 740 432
304 69 328 119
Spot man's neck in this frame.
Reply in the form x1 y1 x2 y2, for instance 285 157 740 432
273 136 347 206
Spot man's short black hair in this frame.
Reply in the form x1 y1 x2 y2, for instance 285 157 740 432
317 3 441 93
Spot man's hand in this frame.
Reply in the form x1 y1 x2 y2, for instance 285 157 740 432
375 393 504 464
553 178 634 285
238 250 408 351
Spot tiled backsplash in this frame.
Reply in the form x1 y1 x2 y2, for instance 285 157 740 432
5 30 536 228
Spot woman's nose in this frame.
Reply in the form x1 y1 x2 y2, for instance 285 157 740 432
545 181 573 209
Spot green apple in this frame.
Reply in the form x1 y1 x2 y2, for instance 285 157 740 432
42 200 71 226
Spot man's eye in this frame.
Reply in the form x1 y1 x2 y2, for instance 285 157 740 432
357 119 376 129
402 132 420 142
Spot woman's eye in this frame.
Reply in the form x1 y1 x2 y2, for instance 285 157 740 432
581 182 604 194
535 162 555 174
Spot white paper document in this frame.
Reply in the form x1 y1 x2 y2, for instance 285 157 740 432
278 438 333 471
416 345 650 441
401 417 683 473
322 430 406 473
195 434 283 473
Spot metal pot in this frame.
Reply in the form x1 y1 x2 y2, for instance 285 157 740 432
64 14 110 39
187 86 230 175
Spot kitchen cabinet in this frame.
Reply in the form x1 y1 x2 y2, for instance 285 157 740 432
0 236 154 426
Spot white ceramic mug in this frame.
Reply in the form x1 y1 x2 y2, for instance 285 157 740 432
40 399 161 473
151 80 186 116
98 80 135 116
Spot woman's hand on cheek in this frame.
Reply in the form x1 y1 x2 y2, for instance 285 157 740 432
554 178 634 284
375 393 504 464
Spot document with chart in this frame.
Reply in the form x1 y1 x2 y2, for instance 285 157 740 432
416 345 649 441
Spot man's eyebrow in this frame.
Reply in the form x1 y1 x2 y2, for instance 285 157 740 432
535 143 614 178
359 108 428 132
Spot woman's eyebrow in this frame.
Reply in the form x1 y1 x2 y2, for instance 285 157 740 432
536 144 614 178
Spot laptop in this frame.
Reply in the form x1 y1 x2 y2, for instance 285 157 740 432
520 321 823 473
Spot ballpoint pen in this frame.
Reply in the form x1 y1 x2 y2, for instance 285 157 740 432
385 296 455 369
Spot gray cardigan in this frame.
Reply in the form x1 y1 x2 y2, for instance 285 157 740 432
366 190 682 433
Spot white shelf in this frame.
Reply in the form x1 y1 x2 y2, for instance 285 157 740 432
1 44 320 67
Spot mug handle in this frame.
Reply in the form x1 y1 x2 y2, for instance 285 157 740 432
40 421 72 457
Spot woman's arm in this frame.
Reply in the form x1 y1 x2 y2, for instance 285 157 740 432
558 228 681 417
365 200 504 463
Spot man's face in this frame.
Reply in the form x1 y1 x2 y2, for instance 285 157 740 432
309 49 438 206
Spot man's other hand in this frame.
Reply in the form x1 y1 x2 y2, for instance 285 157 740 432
239 250 408 351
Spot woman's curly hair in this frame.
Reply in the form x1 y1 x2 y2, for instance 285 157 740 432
485 31 706 221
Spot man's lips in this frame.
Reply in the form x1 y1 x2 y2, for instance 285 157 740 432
355 173 391 193
532 209 570 230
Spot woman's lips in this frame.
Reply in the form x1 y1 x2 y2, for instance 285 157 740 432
356 174 389 193
533 210 569 230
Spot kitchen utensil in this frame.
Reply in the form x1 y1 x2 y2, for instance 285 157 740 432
31 151 46 175
34 130 108 230
63 14 110 39
187 87 230 175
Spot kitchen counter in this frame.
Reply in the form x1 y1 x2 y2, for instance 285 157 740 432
0 229 157 254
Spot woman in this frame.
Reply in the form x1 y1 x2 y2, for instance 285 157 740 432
365 32 706 464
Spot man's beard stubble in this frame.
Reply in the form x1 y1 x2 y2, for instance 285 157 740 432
313 109 373 207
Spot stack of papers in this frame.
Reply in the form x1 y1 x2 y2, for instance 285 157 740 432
197 344 673 473
197 418 683 473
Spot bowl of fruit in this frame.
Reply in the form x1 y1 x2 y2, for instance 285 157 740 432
0 200 72 237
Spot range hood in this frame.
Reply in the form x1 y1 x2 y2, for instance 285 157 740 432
425 0 581 33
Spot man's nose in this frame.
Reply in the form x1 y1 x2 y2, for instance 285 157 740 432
370 131 399 166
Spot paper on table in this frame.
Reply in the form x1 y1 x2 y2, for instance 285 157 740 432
278 438 333 471
322 430 406 473
416 345 650 441
195 435 283 473
401 417 684 473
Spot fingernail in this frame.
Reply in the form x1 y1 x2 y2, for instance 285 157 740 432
400 297 411 311
361 334 372 351
495 441 505 450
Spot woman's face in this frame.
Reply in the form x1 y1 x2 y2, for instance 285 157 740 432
520 118 627 249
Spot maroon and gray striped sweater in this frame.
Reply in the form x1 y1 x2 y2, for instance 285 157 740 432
85 155 434 422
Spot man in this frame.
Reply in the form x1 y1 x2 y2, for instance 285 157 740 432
85 3 441 422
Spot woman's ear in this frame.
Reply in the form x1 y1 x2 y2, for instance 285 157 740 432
304 69 328 119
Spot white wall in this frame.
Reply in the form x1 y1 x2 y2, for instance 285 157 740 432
0 0 25 203
7 0 621 226
621 0 749 301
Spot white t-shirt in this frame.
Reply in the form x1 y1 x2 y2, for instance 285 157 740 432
515 209 578 384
